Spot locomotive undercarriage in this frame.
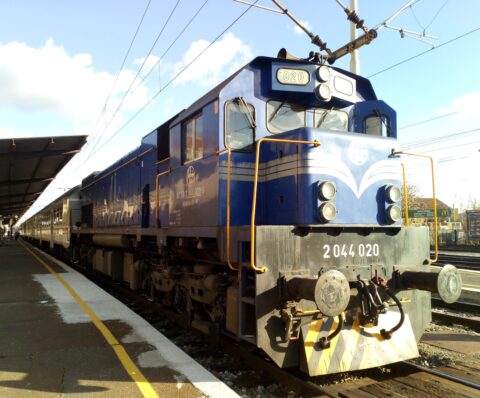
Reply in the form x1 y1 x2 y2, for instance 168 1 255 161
74 233 236 335
69 225 461 376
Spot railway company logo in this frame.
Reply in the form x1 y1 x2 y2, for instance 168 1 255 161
187 166 196 185
348 140 368 165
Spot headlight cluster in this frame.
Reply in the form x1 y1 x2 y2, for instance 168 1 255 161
385 185 402 224
317 180 337 222
315 65 332 102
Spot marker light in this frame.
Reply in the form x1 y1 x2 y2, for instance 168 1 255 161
318 202 337 222
316 65 331 83
386 185 401 203
315 83 332 102
318 181 336 201
386 205 402 223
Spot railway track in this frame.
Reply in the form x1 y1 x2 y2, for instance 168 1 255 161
436 252 480 270
431 298 480 332
87 270 480 397
24 243 480 397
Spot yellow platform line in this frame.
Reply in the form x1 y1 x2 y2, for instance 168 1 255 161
21 242 159 398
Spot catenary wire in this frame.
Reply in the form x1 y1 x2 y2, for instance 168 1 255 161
87 0 209 164
404 138 480 154
42 0 184 194
101 0 182 135
398 111 456 130
82 0 153 165
130 0 210 96
424 0 449 31
94 0 153 130
401 127 480 150
409 4 425 31
91 0 260 156
52 0 259 193
368 26 480 78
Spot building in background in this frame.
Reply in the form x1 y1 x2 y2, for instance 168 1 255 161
405 198 464 246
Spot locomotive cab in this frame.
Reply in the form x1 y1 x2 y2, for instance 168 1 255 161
214 56 462 375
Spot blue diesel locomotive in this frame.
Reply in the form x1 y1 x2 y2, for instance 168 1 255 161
22 53 462 375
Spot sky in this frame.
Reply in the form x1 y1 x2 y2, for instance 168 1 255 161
1 0 479 223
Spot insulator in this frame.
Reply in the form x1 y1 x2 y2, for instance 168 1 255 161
346 9 364 30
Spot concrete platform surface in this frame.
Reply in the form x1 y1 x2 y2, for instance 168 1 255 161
421 332 480 354
0 240 240 398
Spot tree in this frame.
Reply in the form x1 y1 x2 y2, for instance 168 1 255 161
403 183 423 208
465 195 480 211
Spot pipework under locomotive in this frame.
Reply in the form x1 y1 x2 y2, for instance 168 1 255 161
22 53 462 375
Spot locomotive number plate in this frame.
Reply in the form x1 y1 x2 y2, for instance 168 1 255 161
276 68 310 86
323 243 380 259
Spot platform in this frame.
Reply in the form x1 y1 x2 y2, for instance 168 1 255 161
0 239 240 398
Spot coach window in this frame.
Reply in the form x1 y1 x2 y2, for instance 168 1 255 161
267 100 305 134
364 113 391 137
182 113 203 163
314 108 348 131
225 98 255 150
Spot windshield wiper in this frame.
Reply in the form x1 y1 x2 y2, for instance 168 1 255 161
268 99 287 123
316 107 333 128
238 97 256 129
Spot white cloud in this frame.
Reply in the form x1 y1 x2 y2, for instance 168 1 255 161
293 21 312 35
133 54 161 74
168 32 253 87
0 128 15 138
434 92 480 120
0 39 150 135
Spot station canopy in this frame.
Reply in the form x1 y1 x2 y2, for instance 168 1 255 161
0 135 87 222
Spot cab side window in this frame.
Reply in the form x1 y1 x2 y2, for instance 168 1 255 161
364 114 391 137
182 113 203 163
225 98 255 150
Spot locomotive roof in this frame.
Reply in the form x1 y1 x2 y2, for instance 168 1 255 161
169 55 377 127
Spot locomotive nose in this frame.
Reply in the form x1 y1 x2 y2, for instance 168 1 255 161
398 263 462 304
283 270 351 316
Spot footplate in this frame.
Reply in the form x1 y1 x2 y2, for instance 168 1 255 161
300 310 419 375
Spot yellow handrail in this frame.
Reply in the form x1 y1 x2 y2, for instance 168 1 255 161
225 147 238 271
250 137 321 273
155 168 172 227
393 151 438 264
401 163 409 226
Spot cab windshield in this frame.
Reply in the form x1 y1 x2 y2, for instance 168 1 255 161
267 100 306 134
314 108 349 131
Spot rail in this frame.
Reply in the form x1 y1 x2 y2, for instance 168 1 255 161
250 137 320 273
402 360 480 391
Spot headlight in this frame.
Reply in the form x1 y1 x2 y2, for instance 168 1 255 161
315 83 331 101
386 205 402 223
386 185 401 203
316 65 331 83
318 202 337 222
318 181 336 201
